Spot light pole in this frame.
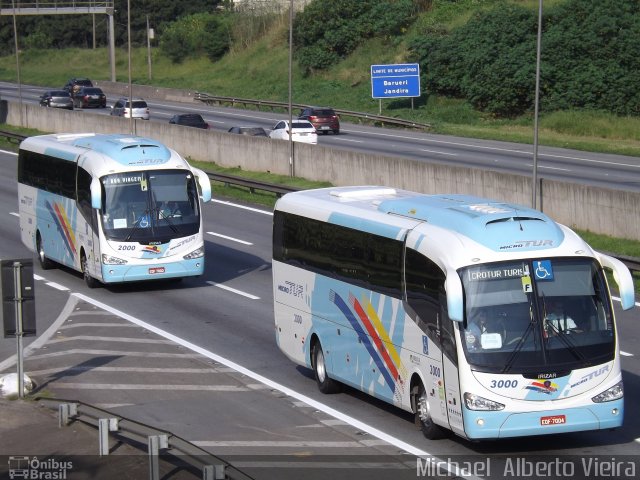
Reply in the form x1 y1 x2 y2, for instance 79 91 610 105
288 0 294 177
11 0 23 126
532 0 543 209
127 0 133 135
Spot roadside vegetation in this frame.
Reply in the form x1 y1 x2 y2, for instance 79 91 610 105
0 0 639 156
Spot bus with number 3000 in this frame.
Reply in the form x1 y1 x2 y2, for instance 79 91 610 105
272 186 635 440
18 133 211 287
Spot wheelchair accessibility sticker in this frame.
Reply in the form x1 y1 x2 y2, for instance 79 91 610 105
534 260 554 281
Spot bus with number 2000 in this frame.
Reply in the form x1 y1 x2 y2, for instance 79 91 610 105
18 133 212 287
272 186 635 440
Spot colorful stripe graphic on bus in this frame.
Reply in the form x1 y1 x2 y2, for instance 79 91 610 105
525 380 559 395
45 200 77 258
329 289 405 396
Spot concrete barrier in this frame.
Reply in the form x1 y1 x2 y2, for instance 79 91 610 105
5 101 640 240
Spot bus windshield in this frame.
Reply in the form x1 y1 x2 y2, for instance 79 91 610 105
101 170 200 242
459 258 615 374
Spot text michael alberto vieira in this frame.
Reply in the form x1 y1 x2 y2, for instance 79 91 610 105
416 457 637 477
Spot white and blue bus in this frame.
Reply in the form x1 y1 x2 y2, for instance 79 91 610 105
18 133 212 287
272 186 635 440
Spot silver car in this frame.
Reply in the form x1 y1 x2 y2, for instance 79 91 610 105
110 97 150 120
39 90 74 110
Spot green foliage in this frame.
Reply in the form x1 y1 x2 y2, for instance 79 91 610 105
542 0 640 116
409 0 640 117
23 30 53 50
159 13 230 64
203 15 232 62
293 0 418 73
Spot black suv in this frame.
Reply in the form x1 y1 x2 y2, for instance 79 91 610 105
63 78 93 97
169 113 209 129
73 86 107 108
298 107 340 135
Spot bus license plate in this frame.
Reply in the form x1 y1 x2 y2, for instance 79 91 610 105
149 267 165 274
540 414 566 426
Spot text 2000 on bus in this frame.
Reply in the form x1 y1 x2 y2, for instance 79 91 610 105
272 186 635 440
18 133 212 287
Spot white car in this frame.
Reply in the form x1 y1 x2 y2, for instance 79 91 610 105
269 120 317 145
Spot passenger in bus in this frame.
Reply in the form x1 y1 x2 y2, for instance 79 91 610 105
465 309 505 350
544 299 578 335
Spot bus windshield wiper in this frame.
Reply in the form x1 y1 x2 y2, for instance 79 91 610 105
124 209 151 242
545 321 588 363
502 306 535 374
156 207 179 234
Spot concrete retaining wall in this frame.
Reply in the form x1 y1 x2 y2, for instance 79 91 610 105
5 101 640 240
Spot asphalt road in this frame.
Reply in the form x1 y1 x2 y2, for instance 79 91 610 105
0 144 639 479
2 80 640 193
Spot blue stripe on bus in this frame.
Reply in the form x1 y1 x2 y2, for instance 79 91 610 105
72 135 172 166
44 147 77 162
328 213 404 240
378 195 564 252
329 289 396 392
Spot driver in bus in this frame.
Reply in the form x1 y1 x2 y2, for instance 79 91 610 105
465 309 505 350
544 299 578 335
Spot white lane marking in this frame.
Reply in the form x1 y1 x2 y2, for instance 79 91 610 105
524 163 571 172
71 292 431 458
45 282 70 291
207 280 260 300
53 383 250 391
0 295 78 371
0 149 17 156
26 349 201 360
193 440 369 448
344 129 640 168
207 231 253 245
211 198 273 215
420 148 458 156
620 351 633 357
335 138 364 143
28 366 221 376
10 212 19 217
47 335 173 345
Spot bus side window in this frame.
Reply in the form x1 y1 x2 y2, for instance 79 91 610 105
405 248 446 342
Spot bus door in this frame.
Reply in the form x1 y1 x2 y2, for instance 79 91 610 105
440 313 464 434
76 159 100 276
404 243 455 432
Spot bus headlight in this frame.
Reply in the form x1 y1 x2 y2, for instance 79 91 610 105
463 392 505 411
183 246 204 260
102 254 128 265
591 381 623 403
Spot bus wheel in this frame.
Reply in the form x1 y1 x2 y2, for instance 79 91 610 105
312 341 341 394
81 252 99 289
414 383 446 440
36 232 53 270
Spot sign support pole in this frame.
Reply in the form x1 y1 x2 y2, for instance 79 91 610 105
13 261 24 399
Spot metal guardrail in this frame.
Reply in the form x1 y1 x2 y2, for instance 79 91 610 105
1 128 638 272
194 92 432 130
40 397 254 480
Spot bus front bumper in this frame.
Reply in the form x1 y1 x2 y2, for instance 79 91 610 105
462 399 623 439
100 258 204 283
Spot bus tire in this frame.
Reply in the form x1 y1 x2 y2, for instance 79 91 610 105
414 383 446 440
312 341 341 394
36 232 53 270
81 252 99 289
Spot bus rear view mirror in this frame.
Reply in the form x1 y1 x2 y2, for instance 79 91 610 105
191 167 212 203
597 252 635 310
90 176 102 209
446 269 464 322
